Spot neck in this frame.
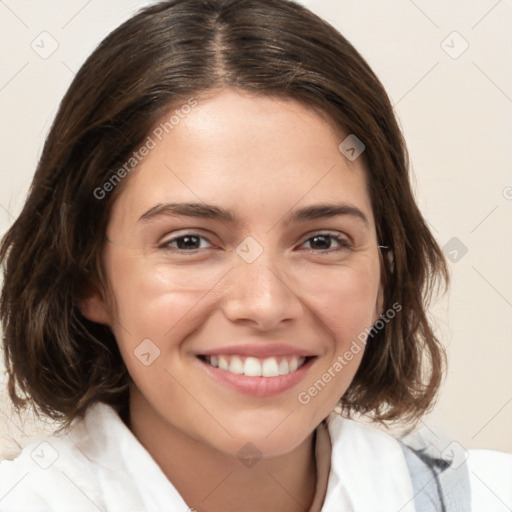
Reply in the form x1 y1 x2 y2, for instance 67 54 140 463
128 390 318 512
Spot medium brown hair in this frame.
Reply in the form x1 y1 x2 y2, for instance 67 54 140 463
0 0 448 427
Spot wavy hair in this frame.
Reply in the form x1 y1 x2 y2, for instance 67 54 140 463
0 0 448 427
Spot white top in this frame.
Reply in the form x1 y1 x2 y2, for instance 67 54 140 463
0 402 510 511
468 449 512 512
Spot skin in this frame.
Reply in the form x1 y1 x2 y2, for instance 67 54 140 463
81 88 383 512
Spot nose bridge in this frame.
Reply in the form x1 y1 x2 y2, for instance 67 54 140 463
222 238 302 328
240 248 283 296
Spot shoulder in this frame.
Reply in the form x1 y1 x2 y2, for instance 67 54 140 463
0 434 77 511
467 448 512 511
402 437 512 512
398 425 478 512
325 413 473 512
398 437 471 511
0 403 189 512
0 403 128 511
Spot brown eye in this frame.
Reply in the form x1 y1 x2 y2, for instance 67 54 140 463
162 234 212 251
301 233 351 252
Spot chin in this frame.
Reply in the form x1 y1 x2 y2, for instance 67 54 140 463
209 433 310 461
205 413 316 459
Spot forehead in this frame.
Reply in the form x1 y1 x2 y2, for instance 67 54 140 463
109 89 374 230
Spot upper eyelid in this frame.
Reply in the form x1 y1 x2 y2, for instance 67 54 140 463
160 229 217 245
300 229 350 240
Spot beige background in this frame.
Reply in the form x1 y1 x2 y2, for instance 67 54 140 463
0 0 511 458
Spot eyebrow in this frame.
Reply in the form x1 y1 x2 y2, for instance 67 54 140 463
138 202 369 227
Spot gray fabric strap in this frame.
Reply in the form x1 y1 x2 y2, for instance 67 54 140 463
399 437 472 511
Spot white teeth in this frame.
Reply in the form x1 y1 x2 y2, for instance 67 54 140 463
244 357 262 377
229 356 244 374
278 359 289 375
204 355 307 377
262 357 280 377
218 355 229 371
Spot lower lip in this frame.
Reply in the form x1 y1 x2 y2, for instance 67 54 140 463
197 357 315 397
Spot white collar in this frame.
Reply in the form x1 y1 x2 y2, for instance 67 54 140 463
72 403 416 512
0 402 416 511
321 412 416 511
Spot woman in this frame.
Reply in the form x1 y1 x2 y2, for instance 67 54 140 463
0 0 500 510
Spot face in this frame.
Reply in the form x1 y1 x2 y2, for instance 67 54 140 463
83 88 383 458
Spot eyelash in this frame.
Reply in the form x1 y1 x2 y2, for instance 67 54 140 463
160 232 352 255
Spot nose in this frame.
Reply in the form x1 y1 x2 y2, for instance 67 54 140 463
222 248 304 331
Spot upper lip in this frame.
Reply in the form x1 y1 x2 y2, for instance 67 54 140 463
197 343 317 358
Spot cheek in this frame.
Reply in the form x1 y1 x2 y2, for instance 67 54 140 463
300 260 381 344
293 262 380 409
104 257 216 400
105 247 225 341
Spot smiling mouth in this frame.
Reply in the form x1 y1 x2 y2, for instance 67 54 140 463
198 354 312 377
